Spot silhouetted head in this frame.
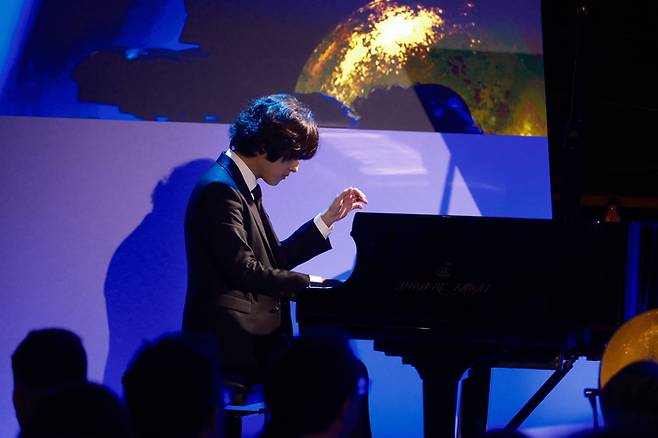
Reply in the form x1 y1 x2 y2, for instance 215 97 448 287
229 94 319 162
12 328 88 427
19 382 130 438
600 360 658 434
263 333 366 437
122 333 222 438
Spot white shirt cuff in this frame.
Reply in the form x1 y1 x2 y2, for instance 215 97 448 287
313 213 333 239
308 274 324 284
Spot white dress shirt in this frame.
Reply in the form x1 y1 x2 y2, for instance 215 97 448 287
226 149 333 239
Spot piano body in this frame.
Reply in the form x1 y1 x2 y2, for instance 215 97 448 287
297 212 658 438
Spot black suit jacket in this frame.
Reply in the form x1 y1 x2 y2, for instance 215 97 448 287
182 153 331 375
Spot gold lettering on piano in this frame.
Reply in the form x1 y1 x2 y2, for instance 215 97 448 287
394 281 491 296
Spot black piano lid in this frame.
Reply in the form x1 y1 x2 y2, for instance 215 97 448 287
298 212 633 348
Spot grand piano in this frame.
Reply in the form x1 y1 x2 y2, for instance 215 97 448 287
296 212 658 438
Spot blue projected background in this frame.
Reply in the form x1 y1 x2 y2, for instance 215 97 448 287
0 1 597 438
1 0 546 135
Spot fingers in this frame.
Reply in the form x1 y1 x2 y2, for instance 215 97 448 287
341 186 368 205
335 187 367 218
353 187 368 204
345 202 363 215
336 187 367 209
322 187 368 226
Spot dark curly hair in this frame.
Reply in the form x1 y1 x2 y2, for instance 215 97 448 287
229 94 319 162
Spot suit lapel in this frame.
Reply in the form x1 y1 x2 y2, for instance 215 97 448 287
217 153 280 267
253 194 284 267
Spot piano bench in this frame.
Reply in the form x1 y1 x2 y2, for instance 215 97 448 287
223 381 267 438
225 402 266 438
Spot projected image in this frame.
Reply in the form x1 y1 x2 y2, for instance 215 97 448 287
297 0 546 135
0 0 545 135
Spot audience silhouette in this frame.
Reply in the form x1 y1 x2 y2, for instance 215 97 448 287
260 333 369 438
122 333 223 438
11 328 88 428
18 381 131 438
599 360 658 437
18 330 658 437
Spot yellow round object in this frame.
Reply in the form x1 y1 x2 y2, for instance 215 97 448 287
600 308 658 388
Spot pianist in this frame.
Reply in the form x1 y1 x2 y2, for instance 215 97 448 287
182 94 367 387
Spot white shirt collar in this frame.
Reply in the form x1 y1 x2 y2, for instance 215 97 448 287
226 149 257 193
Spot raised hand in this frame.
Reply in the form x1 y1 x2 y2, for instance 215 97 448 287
320 187 368 227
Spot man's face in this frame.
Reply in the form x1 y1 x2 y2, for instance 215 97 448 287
260 157 300 186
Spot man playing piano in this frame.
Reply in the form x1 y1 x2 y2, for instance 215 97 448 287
182 94 367 387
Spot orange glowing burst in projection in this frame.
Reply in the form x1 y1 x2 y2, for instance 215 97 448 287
297 0 547 136
299 1 449 107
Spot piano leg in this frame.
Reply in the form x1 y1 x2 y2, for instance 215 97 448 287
412 360 468 438
423 374 459 438
375 341 486 438
458 367 491 438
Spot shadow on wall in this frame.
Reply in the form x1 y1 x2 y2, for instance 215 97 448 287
103 158 214 393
